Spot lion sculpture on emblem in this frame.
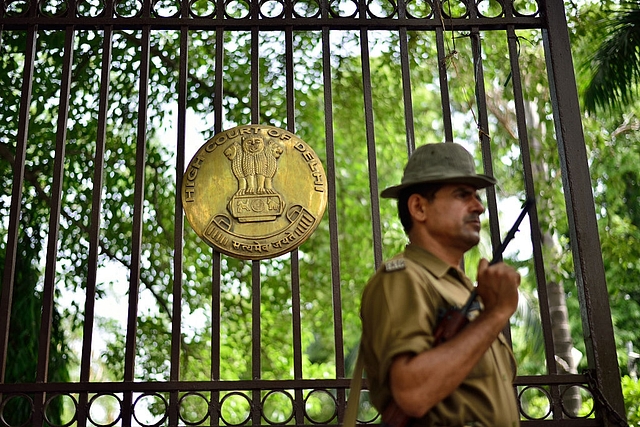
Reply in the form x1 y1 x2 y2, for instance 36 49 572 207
223 135 285 222
224 135 284 196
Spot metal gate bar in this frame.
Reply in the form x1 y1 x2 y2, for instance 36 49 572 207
541 0 625 421
0 24 37 383
504 20 562 419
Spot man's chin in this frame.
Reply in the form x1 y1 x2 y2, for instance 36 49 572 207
464 233 481 249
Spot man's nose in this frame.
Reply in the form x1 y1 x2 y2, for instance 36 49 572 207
473 197 485 213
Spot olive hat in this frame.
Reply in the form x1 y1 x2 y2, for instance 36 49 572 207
380 142 496 199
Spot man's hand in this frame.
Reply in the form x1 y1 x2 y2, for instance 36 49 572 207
475 258 520 321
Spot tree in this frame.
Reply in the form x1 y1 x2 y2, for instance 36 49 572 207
0 32 74 423
0 160 71 424
571 1 640 420
580 1 640 114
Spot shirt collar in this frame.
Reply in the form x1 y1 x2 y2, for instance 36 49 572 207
404 243 474 291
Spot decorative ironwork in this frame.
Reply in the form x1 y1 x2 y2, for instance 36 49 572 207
0 380 610 426
0 0 540 25
0 387 370 426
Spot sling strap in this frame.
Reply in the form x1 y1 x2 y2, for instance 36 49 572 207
344 349 364 427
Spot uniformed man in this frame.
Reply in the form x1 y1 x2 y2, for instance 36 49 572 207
360 142 521 427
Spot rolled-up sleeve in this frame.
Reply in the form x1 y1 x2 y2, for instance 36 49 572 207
360 261 443 409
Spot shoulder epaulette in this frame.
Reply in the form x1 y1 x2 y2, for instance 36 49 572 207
384 258 405 272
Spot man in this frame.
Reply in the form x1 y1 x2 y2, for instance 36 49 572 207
360 142 521 426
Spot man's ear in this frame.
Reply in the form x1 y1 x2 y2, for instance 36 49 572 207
407 193 428 222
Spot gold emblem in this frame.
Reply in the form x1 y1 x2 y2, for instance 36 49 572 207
182 124 327 260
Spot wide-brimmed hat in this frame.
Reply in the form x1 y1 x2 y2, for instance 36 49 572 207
380 142 496 199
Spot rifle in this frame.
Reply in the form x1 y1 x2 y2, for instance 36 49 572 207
381 198 534 427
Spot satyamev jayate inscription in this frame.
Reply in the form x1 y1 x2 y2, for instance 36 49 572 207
182 124 328 260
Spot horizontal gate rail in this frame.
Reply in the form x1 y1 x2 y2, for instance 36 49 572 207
0 18 543 31
0 375 603 425
0 373 591 393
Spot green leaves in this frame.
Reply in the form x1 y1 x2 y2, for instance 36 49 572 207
2 6 640 421
580 2 640 114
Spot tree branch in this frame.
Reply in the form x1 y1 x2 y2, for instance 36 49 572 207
611 115 640 138
0 141 174 320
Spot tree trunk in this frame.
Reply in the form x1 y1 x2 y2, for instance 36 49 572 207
527 104 582 417
548 278 582 415
486 79 583 418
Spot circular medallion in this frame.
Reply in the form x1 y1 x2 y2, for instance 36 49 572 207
182 124 328 260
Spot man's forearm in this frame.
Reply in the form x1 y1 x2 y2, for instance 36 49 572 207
389 309 509 418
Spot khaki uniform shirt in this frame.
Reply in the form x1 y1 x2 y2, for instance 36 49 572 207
360 244 520 427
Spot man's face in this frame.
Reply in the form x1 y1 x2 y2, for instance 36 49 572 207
421 184 485 252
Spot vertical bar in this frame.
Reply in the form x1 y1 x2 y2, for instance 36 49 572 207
284 33 295 130
33 25 75 425
251 260 261 425
506 24 559 418
122 24 151 426
0 24 37 383
320 18 344 422
250 10 262 423
290 246 304 424
540 0 625 423
251 26 260 124
214 27 224 129
211 249 221 388
359 29 383 270
505 22 557 369
469 28 500 245
434 0 453 142
355 1 377 413
398 27 415 154
284 24 305 425
167 26 189 426
397 0 415 154
211 24 225 424
469 25 521 349
319 0 340 416
77 25 113 427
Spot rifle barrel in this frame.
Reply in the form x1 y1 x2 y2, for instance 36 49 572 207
463 198 534 313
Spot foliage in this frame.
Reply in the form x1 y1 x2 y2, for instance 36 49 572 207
0 30 72 423
571 1 640 416
622 376 640 425
0 204 70 423
570 0 640 378
580 111 640 368
578 1 640 114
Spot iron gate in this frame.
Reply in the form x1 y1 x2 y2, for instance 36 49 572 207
0 0 627 425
